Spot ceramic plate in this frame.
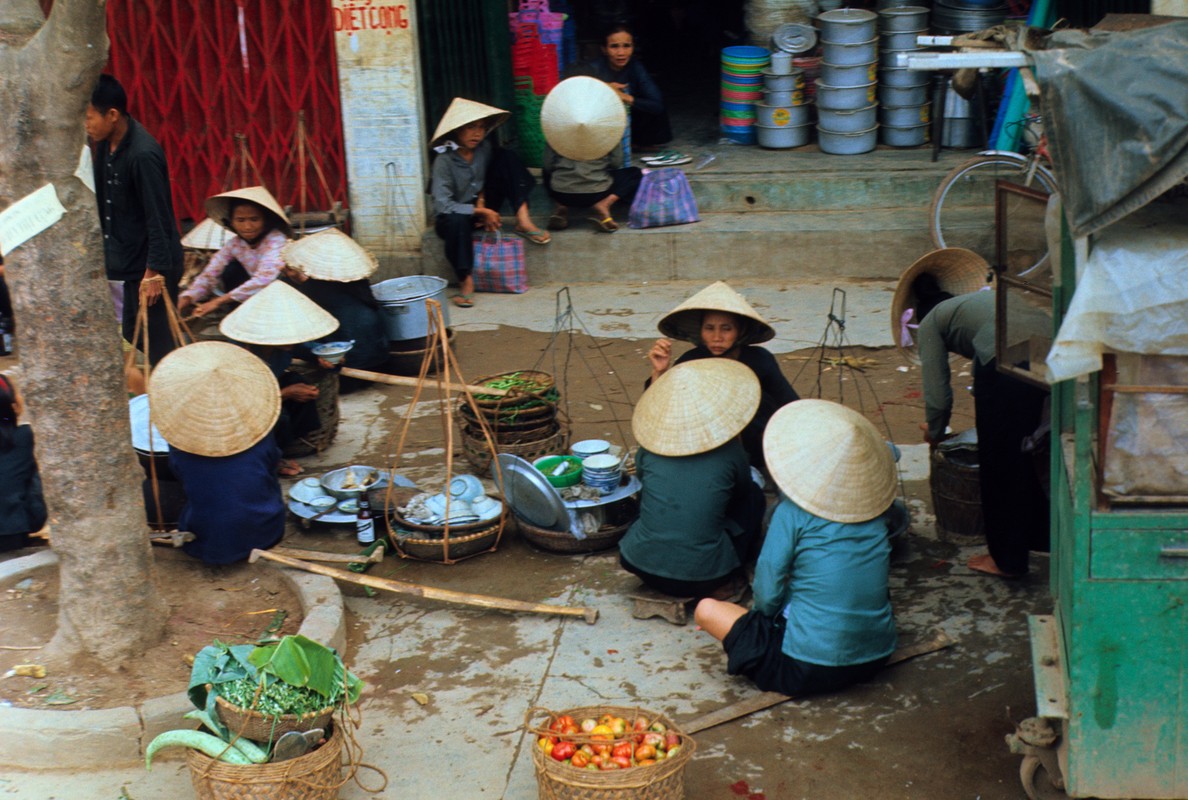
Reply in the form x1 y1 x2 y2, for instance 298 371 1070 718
564 474 641 509
494 454 568 530
128 394 169 453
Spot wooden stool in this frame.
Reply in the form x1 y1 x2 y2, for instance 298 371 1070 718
628 585 694 626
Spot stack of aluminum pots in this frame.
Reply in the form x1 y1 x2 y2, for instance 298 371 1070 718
877 5 931 146
755 50 812 148
815 8 878 155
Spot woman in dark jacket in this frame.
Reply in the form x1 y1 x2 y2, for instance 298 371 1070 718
575 23 671 148
0 374 48 552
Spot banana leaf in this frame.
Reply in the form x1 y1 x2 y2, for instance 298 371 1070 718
247 634 363 704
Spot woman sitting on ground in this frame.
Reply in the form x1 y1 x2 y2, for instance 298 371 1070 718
619 359 767 600
0 374 47 553
177 186 291 318
648 281 799 471
429 98 548 308
543 140 642 233
220 281 341 476
696 399 900 697
149 342 285 565
574 22 671 149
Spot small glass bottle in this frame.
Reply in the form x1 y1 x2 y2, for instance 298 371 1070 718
355 492 375 545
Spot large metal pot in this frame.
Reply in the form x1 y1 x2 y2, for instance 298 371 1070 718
371 276 451 342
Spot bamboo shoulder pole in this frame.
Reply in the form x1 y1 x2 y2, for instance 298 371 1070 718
338 367 509 397
251 549 599 624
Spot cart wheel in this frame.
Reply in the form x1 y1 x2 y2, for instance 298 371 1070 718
1020 755 1067 800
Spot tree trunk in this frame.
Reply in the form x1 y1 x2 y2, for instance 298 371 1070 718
0 0 167 662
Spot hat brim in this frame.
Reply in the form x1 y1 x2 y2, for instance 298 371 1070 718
890 248 993 364
541 76 628 161
632 358 760 457
430 98 511 147
658 281 775 345
205 187 294 239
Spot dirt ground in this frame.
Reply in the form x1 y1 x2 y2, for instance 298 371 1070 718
0 324 976 714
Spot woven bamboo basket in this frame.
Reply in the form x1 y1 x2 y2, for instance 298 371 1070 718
460 423 570 474
389 510 506 562
458 399 559 429
471 370 556 409
929 448 984 541
517 517 632 554
214 694 335 741
283 364 340 457
526 705 696 800
188 719 343 800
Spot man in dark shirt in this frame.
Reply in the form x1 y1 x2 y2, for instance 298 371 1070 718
85 74 183 367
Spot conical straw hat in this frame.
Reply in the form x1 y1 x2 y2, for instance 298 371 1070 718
280 229 377 282
219 280 339 346
763 399 897 523
541 76 628 161
147 341 281 457
181 217 234 251
658 281 775 346
430 97 511 147
205 186 293 239
891 248 993 364
632 358 760 457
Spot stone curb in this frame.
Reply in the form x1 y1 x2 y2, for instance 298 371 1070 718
0 552 345 770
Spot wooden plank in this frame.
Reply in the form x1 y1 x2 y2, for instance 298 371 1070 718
1028 614 1069 719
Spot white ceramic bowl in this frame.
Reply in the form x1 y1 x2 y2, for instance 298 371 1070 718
309 495 337 510
448 474 485 502
471 496 503 520
571 439 611 459
311 340 354 365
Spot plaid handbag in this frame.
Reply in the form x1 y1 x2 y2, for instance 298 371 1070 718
627 167 700 229
472 231 528 293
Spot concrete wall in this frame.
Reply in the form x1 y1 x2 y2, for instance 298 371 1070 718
332 0 426 276
1151 0 1187 14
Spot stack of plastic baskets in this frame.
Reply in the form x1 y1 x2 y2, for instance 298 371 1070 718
513 76 548 167
510 0 564 167
720 46 770 145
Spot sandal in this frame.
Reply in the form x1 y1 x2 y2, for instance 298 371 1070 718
451 293 475 308
589 215 619 233
514 228 551 245
278 459 304 477
547 212 569 231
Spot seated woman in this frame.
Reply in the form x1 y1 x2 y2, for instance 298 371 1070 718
543 141 642 233
619 358 767 600
695 399 900 697
219 280 341 476
177 186 292 318
648 281 799 471
0 374 47 552
573 23 672 149
429 98 548 308
278 230 388 380
148 342 285 565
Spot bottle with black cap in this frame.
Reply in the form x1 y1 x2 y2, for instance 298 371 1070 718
355 492 376 545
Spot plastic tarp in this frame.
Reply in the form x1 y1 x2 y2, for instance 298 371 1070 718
1028 20 1188 238
1046 202 1188 383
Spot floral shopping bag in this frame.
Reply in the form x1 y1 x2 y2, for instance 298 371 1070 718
472 231 528 293
627 167 700 229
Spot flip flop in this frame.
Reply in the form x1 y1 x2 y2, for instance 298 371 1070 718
547 213 569 231
642 153 692 166
451 293 475 308
514 228 551 245
589 215 619 233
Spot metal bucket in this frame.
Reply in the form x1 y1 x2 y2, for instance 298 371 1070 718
756 122 813 149
880 28 927 51
819 37 879 66
814 79 877 110
817 8 878 43
929 448 984 540
761 89 805 107
762 69 804 92
880 103 930 127
818 104 877 133
371 276 451 342
882 122 931 147
819 60 877 86
879 5 930 31
817 125 878 154
878 81 929 106
879 66 929 88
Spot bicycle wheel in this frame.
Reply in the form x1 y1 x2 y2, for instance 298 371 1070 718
929 153 1059 277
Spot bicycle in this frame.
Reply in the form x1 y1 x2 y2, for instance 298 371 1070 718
928 114 1058 277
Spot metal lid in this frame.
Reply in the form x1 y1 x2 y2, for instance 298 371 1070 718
371 276 449 304
494 454 569 530
772 23 817 54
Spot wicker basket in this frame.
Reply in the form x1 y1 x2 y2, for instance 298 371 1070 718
517 516 631 554
461 423 570 474
282 364 341 457
390 518 504 562
214 694 335 742
471 370 556 409
929 448 984 541
526 705 696 800
459 400 559 429
188 719 343 800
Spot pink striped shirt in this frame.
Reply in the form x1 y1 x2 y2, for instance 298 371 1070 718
182 229 288 303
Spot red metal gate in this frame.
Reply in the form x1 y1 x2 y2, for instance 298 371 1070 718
104 0 349 224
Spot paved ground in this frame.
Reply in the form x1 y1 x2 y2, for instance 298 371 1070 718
0 280 1049 800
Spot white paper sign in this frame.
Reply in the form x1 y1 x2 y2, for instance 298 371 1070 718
75 145 95 194
0 184 67 257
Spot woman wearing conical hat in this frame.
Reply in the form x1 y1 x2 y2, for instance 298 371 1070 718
696 400 899 696
149 342 286 564
429 98 549 309
619 359 767 601
647 281 800 470
178 186 292 319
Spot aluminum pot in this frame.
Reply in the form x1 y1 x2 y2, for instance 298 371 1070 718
880 103 930 127
879 5 930 31
878 81 929 106
762 89 805 107
818 104 878 133
814 79 877 110
882 122 930 147
817 125 879 155
880 28 927 51
762 69 804 92
816 8 878 43
879 66 929 88
756 122 813 149
819 60 877 86
770 50 793 74
757 103 814 127
819 38 879 66
371 276 451 342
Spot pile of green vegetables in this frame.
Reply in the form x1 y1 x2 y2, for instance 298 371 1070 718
474 372 557 409
145 635 364 768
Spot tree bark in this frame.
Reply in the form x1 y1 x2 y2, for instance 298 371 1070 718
0 0 167 662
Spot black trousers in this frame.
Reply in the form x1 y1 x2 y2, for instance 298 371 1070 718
545 167 644 211
435 147 535 282
973 358 1050 574
121 272 182 368
631 107 672 147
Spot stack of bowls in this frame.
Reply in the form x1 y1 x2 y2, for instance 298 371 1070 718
931 0 1008 35
721 45 770 145
815 8 879 155
581 454 623 495
756 51 811 149
877 5 931 147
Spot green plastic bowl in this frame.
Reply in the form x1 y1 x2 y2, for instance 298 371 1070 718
533 455 583 489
